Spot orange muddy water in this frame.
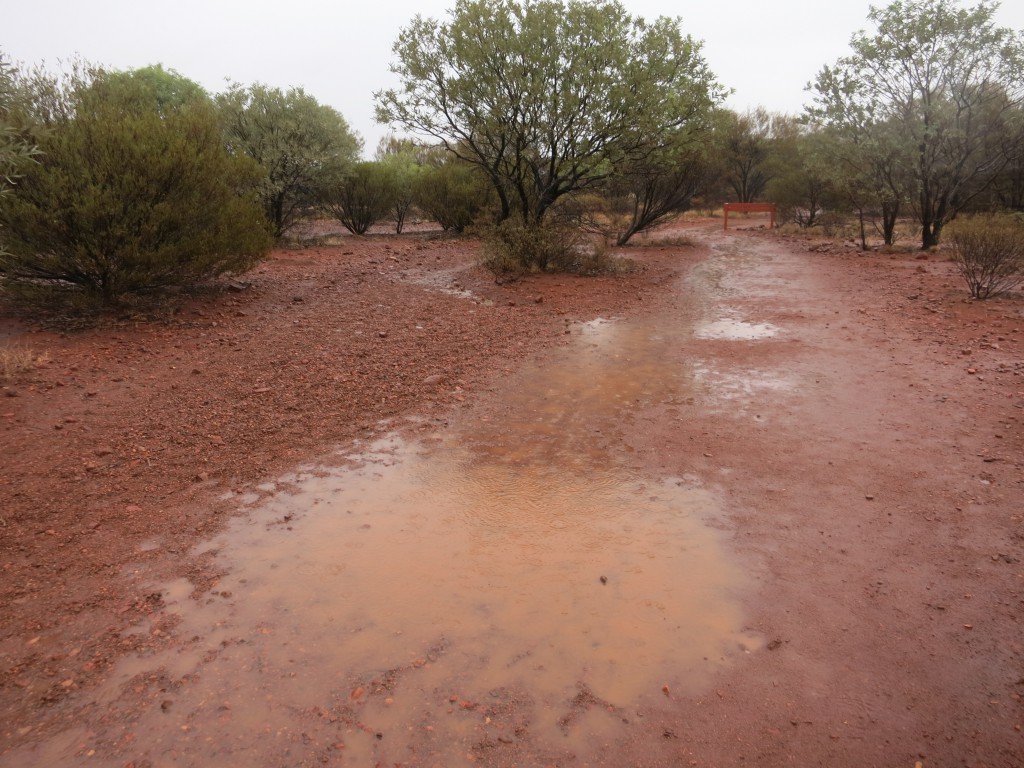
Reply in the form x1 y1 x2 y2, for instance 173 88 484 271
19 303 771 767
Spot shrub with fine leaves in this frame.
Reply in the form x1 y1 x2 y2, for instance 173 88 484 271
0 66 271 305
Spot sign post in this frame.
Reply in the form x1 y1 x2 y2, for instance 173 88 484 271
723 202 776 230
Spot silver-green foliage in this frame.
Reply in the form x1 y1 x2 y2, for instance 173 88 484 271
376 0 723 225
0 53 38 205
218 83 362 238
808 0 1024 248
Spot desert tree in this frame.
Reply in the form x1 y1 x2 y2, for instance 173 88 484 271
819 114 911 247
708 108 794 205
766 122 842 229
0 64 271 304
714 108 783 203
975 102 1024 211
375 135 425 233
808 0 1024 248
217 83 362 237
375 0 723 227
604 126 716 244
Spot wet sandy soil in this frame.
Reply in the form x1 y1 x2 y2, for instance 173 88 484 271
2 225 1023 767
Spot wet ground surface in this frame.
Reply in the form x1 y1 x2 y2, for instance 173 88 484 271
3 226 1023 767
11 265 764 765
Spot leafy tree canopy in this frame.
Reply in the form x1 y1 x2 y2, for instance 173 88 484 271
0 51 38 204
375 0 724 225
217 83 362 237
808 0 1024 247
108 63 209 113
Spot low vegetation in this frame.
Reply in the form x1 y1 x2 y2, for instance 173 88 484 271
947 214 1024 299
0 343 48 381
1 0 1022 318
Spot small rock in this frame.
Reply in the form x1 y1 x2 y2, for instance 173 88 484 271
600 575 608 584
423 374 443 386
125 505 143 514
94 447 114 457
865 494 875 501
194 471 210 483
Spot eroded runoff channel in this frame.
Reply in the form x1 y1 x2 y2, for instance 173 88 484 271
37 269 775 766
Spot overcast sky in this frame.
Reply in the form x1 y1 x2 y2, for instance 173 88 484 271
4 1 1024 156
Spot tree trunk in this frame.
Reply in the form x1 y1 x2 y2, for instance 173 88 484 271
616 225 638 247
881 202 898 246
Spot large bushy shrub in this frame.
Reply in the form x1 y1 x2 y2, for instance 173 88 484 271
319 161 395 235
0 66 271 304
413 162 492 233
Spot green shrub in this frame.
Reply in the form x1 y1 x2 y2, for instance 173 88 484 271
414 162 493 233
0 66 271 305
946 214 1024 299
319 161 395 235
479 219 578 276
479 219 636 278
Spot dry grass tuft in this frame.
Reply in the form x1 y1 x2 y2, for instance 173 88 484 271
0 344 50 381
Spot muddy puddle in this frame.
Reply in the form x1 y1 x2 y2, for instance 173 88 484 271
27 313 767 766
695 316 778 341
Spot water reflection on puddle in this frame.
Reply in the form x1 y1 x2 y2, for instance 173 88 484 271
693 363 795 416
78 316 761 765
695 317 778 340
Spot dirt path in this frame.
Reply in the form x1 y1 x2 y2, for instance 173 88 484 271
630 231 1024 766
1 225 1022 767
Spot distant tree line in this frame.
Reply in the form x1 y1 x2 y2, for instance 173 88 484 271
1 0 1022 307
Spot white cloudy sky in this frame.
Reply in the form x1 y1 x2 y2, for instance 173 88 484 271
4 1 1023 155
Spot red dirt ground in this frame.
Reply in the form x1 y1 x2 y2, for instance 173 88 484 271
1 222 1022 766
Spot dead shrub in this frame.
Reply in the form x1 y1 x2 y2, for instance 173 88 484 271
946 214 1024 299
0 343 49 381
